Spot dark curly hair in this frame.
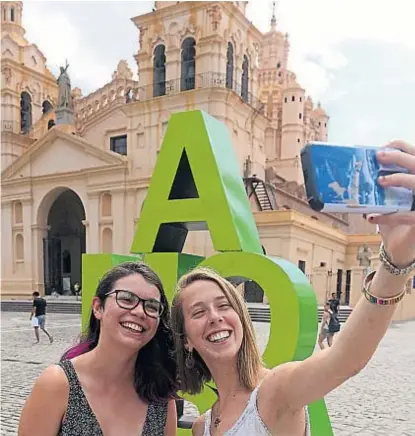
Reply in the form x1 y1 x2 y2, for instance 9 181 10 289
62 261 178 402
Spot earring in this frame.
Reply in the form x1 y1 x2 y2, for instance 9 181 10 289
185 349 195 369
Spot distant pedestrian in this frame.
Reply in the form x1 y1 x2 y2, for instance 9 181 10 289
30 291 53 344
328 292 340 314
318 302 340 349
73 282 81 300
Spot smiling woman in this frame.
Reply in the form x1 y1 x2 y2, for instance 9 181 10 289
18 262 178 436
172 167 415 436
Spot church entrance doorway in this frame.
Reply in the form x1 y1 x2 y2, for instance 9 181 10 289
43 189 86 295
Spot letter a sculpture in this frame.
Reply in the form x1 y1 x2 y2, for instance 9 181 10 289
82 110 334 435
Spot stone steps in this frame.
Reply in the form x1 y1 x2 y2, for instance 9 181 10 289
248 306 352 323
1 300 81 314
1 300 352 323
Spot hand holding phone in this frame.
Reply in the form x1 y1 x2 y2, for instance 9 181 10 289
301 142 414 214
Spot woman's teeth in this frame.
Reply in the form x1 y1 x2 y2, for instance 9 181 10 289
208 331 230 342
121 322 144 333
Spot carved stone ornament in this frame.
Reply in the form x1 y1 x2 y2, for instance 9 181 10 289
139 26 148 48
112 60 133 81
179 24 200 40
207 5 222 31
151 35 165 49
1 66 12 85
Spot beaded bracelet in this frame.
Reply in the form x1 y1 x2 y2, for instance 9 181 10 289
379 243 415 276
362 270 406 306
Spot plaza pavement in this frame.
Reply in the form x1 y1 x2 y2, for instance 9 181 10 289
1 312 414 435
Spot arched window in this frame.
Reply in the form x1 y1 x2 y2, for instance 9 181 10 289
241 55 249 102
15 234 24 261
153 44 166 97
3 8 6 21
102 228 113 253
62 250 71 274
226 42 234 90
48 119 55 130
42 100 53 114
181 37 196 91
10 7 14 21
125 88 133 103
20 92 32 134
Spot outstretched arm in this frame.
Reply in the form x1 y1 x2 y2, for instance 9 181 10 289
259 140 415 415
267 265 410 410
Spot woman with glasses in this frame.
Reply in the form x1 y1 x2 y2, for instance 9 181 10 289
19 262 178 436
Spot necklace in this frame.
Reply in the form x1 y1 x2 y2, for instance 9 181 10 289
212 389 240 429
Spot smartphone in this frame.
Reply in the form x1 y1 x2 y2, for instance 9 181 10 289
301 142 415 214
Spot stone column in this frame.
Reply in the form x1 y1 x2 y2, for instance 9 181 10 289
111 189 126 254
22 199 33 279
87 193 100 253
311 266 329 304
81 220 89 253
31 224 49 294
125 188 138 253
1 201 13 278
165 47 181 86
135 53 153 100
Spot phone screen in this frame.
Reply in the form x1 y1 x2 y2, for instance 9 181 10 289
305 143 413 213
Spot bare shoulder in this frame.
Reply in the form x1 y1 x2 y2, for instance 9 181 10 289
257 362 301 407
192 414 206 436
34 364 69 393
19 364 69 435
167 398 176 411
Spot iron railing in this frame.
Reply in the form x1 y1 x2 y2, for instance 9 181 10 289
132 72 265 114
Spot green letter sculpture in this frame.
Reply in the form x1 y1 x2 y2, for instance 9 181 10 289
82 110 333 435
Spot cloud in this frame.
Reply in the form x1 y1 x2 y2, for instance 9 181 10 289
22 1 151 93
248 0 415 100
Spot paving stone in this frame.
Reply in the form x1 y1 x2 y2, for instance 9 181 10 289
2 312 415 435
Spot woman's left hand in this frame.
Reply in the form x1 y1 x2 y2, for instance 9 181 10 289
368 140 415 268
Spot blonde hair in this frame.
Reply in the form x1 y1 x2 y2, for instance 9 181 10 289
171 267 263 395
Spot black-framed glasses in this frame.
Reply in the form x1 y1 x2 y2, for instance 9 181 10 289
106 290 164 319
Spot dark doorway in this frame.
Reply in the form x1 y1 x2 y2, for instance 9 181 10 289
43 190 86 295
244 280 264 303
345 270 351 305
336 269 343 300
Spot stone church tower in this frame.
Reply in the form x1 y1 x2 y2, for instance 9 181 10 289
257 4 329 184
1 1 58 170
131 1 267 178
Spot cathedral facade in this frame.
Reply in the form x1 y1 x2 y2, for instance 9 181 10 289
1 1 414 319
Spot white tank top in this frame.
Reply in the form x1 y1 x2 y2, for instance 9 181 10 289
202 385 310 435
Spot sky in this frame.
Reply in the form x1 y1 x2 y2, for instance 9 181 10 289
21 0 415 145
